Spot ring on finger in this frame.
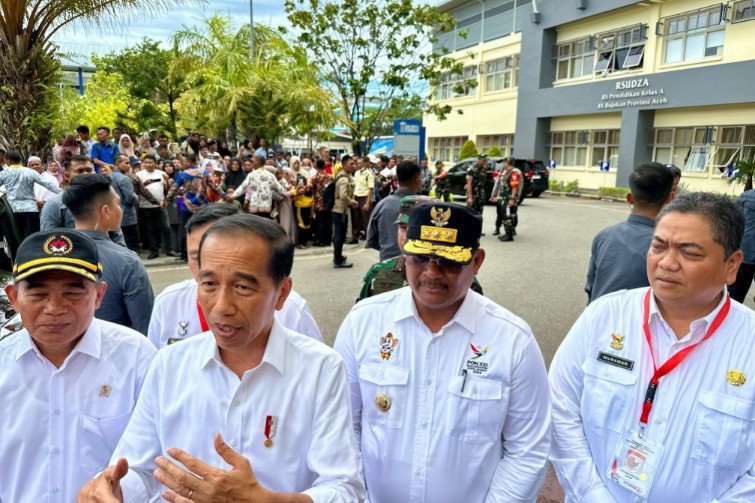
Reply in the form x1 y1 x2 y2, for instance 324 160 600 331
187 488 194 500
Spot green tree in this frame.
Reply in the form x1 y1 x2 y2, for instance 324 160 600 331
0 0 178 157
97 38 187 137
731 156 755 192
284 0 465 155
487 145 502 157
54 71 135 138
459 140 478 159
172 15 335 145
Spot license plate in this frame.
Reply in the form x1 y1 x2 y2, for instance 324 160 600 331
533 175 541 179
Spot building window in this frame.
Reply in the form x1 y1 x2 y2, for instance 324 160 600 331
663 6 725 64
435 66 478 101
733 0 755 23
549 129 618 168
652 126 716 171
477 134 514 156
483 55 519 92
593 24 647 74
429 136 469 162
554 37 595 81
715 126 755 167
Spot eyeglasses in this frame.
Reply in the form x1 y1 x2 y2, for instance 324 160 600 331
404 254 466 273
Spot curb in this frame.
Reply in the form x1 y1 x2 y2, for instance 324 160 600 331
140 242 369 268
545 191 625 204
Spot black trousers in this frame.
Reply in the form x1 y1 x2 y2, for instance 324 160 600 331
121 224 141 253
14 212 40 241
315 209 332 245
179 211 191 260
495 201 518 233
332 212 348 263
729 262 755 303
296 205 314 245
140 207 171 254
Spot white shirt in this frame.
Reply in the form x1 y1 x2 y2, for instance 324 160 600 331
0 319 156 503
113 322 366 502
333 287 551 503
549 287 755 503
34 171 60 203
147 279 322 348
135 169 166 208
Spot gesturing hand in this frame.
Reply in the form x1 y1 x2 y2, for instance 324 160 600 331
77 458 128 502
155 433 270 503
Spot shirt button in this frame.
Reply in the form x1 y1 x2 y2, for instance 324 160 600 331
424 379 432 386
54 409 61 415
53 448 60 454
421 422 428 430
233 400 241 407
51 487 59 494
414 469 421 477
229 439 237 447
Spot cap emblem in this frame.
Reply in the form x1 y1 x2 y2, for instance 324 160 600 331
430 206 451 227
43 235 73 256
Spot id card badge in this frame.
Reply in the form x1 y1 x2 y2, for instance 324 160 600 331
608 430 664 499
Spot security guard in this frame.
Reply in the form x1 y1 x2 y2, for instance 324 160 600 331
0 230 156 503
358 195 483 301
335 201 551 503
549 192 755 502
490 157 522 242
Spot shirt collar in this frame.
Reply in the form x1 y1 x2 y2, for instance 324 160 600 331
199 320 286 375
15 319 102 362
649 287 729 339
627 214 656 227
393 287 477 334
78 229 109 241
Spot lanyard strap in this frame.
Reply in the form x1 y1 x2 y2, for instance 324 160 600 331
639 289 731 427
197 299 209 332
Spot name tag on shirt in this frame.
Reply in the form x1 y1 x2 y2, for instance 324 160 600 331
609 430 664 498
597 351 634 371
167 337 185 345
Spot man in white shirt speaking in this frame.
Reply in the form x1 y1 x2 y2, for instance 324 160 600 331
334 201 551 502
549 192 755 502
0 229 156 503
147 203 322 347
79 214 365 502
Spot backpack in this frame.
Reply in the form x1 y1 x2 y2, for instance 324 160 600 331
322 174 342 211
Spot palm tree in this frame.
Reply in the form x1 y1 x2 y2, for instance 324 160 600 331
172 15 336 145
0 0 176 156
732 156 755 192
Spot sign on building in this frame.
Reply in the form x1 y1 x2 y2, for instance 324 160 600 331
393 119 426 160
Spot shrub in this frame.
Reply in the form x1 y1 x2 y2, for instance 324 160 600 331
459 140 478 159
487 145 502 157
597 187 629 199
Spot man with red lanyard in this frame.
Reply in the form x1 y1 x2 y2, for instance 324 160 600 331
549 192 755 503
147 204 322 348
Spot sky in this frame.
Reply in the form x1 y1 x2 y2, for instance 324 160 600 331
55 0 289 66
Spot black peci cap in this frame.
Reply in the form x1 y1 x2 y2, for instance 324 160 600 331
13 230 103 282
403 202 482 264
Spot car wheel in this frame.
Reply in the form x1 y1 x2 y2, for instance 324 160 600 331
532 190 544 198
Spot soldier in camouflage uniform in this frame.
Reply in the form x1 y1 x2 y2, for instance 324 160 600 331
465 154 488 235
358 195 483 301
433 161 451 202
490 157 522 242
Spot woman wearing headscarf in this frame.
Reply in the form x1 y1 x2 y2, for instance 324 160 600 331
290 156 315 248
118 134 137 160
46 159 64 186
138 134 156 158
59 134 86 162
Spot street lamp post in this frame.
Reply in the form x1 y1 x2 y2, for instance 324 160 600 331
249 0 254 58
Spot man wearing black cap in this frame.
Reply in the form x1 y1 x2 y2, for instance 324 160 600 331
0 230 156 503
335 201 551 503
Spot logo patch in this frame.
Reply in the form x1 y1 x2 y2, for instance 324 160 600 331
379 333 399 360
466 343 490 375
177 321 189 337
727 369 746 387
43 235 73 256
430 206 451 227
98 385 112 397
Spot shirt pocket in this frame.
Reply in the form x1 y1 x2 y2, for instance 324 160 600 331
692 391 755 468
358 363 410 429
444 376 508 444
79 411 132 470
580 359 638 432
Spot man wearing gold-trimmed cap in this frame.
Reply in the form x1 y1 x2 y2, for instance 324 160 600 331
0 230 156 503
335 201 551 502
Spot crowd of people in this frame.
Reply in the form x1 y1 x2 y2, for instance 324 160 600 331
0 123 754 503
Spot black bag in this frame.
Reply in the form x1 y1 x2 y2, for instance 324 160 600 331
322 174 341 211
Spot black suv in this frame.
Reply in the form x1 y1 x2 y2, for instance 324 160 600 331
445 157 549 202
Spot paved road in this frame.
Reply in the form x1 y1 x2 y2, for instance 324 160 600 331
146 195 755 503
